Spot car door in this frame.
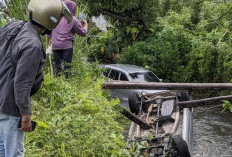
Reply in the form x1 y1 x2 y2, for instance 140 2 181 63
107 70 131 102
114 72 132 102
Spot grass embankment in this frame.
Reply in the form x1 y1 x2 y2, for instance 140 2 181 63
26 61 131 156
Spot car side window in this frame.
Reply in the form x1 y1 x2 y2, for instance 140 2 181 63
120 73 129 81
109 70 120 80
103 68 111 77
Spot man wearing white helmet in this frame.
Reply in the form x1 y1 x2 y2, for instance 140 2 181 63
0 0 72 156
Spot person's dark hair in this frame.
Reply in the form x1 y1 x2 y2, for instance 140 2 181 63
29 11 43 28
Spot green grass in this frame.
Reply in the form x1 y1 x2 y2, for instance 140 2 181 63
27 72 131 156
2 0 132 155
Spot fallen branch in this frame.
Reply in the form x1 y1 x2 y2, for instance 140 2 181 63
121 109 152 130
178 95 232 108
102 9 134 22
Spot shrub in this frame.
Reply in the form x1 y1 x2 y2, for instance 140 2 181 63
27 73 130 157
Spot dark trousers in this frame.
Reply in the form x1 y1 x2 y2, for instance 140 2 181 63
53 48 73 79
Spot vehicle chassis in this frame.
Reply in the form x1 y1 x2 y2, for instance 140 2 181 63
124 91 193 157
103 81 232 157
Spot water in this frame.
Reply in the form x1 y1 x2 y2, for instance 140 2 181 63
193 105 232 157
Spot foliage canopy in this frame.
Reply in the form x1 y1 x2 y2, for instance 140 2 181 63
84 0 232 84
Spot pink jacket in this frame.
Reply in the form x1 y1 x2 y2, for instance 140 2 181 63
49 0 87 50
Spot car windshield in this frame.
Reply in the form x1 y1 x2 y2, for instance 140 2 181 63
129 72 160 82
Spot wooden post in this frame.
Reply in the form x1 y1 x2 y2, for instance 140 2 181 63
102 81 232 90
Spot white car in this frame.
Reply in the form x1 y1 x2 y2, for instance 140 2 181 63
101 64 193 156
101 64 165 102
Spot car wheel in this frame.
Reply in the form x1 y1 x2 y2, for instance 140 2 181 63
178 90 191 101
128 92 140 114
172 135 191 157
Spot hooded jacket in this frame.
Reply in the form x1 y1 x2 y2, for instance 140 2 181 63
0 21 45 117
49 0 87 50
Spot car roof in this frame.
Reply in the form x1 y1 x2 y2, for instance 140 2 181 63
101 64 149 74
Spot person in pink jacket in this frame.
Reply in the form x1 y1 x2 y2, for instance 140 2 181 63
47 0 88 78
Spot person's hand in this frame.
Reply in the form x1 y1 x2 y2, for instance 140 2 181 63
19 115 32 132
82 20 88 29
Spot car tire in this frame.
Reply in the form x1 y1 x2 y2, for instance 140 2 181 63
172 135 191 157
178 90 191 101
128 92 140 115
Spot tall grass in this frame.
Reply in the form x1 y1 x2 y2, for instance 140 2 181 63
29 74 130 156
0 11 8 27
4 0 29 21
3 0 131 156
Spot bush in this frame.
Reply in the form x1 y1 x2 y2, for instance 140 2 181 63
0 11 8 27
27 73 130 157
119 30 192 82
119 2 232 84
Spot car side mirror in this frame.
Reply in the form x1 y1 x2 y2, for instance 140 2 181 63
159 79 163 82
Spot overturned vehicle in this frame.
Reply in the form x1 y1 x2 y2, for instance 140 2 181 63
124 90 193 157
102 81 232 157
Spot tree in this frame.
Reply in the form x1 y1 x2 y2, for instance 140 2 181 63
85 0 232 84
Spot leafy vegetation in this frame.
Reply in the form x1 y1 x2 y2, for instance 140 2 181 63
0 5 8 27
0 11 7 27
29 73 130 156
222 100 232 112
84 0 232 84
80 0 232 111
1 0 231 156
2 0 132 156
